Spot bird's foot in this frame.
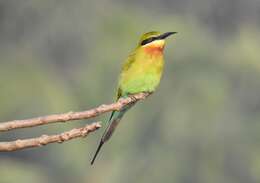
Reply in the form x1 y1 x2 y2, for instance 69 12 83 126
129 95 138 103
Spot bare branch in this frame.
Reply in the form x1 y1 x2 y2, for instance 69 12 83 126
0 92 151 132
0 122 101 152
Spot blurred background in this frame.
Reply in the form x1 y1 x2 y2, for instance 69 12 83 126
0 0 260 182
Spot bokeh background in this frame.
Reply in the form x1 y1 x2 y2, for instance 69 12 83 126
1 0 260 183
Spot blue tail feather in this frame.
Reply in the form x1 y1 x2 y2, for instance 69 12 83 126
90 103 134 165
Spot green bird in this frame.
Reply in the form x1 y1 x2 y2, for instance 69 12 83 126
91 31 176 165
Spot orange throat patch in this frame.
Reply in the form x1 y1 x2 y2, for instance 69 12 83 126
144 44 164 56
143 40 165 56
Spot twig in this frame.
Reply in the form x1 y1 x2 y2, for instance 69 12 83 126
0 122 101 152
0 92 151 132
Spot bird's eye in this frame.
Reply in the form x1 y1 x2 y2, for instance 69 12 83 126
141 37 156 45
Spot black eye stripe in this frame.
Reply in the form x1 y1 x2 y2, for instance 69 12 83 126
141 37 157 45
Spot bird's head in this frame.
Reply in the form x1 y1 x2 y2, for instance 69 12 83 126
138 31 177 53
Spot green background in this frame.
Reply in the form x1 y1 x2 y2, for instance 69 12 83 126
0 0 260 182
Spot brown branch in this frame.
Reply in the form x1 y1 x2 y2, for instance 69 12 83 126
0 92 151 132
0 122 101 152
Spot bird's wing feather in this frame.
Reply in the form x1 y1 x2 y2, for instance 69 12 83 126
117 50 137 99
122 51 136 72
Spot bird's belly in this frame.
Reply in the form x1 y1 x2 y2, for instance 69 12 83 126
121 72 161 95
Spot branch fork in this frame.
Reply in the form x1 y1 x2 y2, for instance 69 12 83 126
0 92 151 152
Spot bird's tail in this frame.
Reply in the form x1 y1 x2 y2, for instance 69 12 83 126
91 103 134 165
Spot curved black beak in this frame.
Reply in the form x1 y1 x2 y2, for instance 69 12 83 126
157 32 177 40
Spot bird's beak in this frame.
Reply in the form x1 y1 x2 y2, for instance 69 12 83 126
158 32 177 39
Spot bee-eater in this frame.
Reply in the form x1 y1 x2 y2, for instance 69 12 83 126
91 31 176 165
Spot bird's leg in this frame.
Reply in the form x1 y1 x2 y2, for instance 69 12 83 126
130 92 152 101
130 95 138 103
128 94 138 104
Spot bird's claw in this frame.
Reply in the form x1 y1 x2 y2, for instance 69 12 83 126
129 95 138 103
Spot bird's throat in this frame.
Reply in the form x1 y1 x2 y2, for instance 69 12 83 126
143 39 165 56
144 45 164 56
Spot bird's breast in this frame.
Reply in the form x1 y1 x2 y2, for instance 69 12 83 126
119 48 164 95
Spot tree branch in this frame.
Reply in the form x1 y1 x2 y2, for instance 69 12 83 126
0 92 151 132
0 122 101 152
0 92 151 152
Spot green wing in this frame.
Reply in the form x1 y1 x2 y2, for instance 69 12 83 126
117 50 137 99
